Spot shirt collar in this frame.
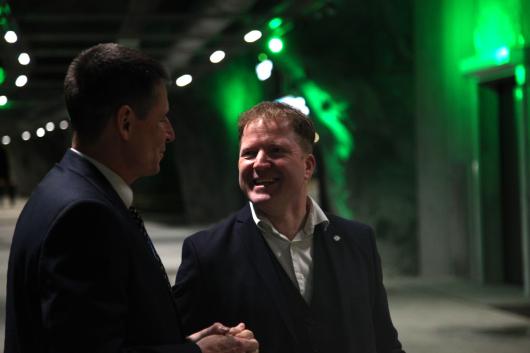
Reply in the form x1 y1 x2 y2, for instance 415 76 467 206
70 148 133 208
249 196 329 237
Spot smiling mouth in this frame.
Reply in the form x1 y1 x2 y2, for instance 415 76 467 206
253 178 278 186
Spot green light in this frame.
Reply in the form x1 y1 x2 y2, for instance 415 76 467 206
0 4 11 16
258 53 268 62
514 87 523 101
300 81 353 161
268 38 284 53
515 64 526 86
0 67 5 85
494 46 509 63
268 18 283 30
300 81 354 218
518 34 526 46
209 59 264 152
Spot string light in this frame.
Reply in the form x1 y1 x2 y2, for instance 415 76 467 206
176 74 192 87
18 52 30 65
15 74 27 87
59 120 69 130
244 30 262 43
209 50 226 64
4 30 17 43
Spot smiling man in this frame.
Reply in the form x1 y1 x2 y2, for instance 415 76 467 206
174 101 405 353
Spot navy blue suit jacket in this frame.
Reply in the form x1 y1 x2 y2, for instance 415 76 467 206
5 150 199 353
174 205 404 353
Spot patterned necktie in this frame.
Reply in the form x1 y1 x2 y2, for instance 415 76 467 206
128 206 171 289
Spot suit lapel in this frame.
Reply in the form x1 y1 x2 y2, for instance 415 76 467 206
236 206 300 344
59 150 128 213
313 221 357 321
59 150 178 303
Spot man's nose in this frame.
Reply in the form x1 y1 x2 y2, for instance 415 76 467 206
254 150 270 168
165 117 175 143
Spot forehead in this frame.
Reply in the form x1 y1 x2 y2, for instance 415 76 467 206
240 119 307 154
241 119 293 141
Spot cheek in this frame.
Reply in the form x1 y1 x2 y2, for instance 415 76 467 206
238 161 248 174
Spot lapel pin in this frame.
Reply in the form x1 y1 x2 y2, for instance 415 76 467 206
333 235 341 242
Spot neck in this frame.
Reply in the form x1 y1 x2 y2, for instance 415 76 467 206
260 196 310 240
72 134 134 185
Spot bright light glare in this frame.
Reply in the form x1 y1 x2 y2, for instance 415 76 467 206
209 50 226 64
256 60 273 81
59 120 69 130
268 38 283 53
21 131 31 141
0 95 7 106
176 74 192 87
15 75 28 87
268 18 283 30
4 30 17 43
495 47 509 62
276 95 310 115
36 127 45 138
244 30 262 43
45 122 55 132
1 135 10 145
18 53 30 65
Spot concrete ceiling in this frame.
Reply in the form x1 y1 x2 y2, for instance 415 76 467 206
0 0 327 134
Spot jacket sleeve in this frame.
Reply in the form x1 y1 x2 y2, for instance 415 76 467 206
173 236 210 337
366 227 406 353
39 202 200 353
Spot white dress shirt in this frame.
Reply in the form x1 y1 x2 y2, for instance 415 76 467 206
70 148 133 208
250 197 329 303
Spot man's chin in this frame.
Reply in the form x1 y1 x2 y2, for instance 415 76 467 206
248 193 273 205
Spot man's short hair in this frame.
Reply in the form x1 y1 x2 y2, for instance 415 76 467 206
64 43 168 143
238 101 316 153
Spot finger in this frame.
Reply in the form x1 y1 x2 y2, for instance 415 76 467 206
208 322 230 336
187 322 229 342
228 322 246 335
234 329 254 339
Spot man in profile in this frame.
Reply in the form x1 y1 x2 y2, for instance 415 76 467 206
174 101 404 353
5 43 258 353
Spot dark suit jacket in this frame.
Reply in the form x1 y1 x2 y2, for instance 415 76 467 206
174 205 404 353
5 150 199 353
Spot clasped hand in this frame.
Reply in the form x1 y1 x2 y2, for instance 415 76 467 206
188 322 259 353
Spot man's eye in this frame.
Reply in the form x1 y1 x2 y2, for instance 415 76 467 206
241 151 256 158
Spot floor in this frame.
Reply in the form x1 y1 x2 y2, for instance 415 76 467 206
1 198 529 352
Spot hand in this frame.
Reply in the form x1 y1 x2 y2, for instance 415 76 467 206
228 323 258 353
228 323 252 337
196 334 259 353
187 322 229 343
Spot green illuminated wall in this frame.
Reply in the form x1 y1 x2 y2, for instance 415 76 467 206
210 58 264 156
281 1 417 274
416 0 530 279
170 1 417 274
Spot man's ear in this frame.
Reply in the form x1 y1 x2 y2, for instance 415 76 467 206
116 105 134 140
304 153 317 180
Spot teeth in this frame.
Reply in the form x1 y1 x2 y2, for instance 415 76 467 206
254 178 275 185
